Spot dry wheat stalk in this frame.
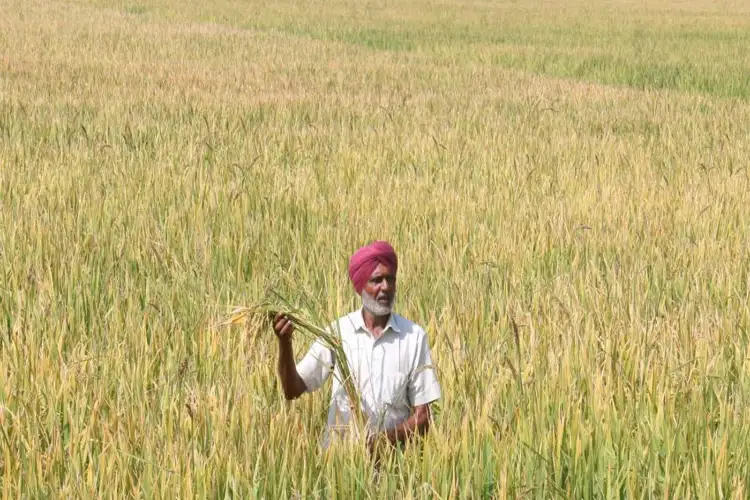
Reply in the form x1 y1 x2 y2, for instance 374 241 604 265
223 297 366 440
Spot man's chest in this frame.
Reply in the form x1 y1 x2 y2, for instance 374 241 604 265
341 332 414 380
336 331 415 412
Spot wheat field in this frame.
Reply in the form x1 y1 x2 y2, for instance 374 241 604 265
1 0 750 497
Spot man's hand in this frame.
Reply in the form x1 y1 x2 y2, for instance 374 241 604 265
365 404 432 463
272 312 307 400
272 312 294 340
383 404 431 447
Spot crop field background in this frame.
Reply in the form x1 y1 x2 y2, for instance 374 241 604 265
2 0 750 497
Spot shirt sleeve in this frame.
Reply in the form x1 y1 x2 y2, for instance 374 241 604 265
296 339 334 393
408 330 442 406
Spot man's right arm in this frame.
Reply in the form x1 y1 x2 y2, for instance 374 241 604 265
273 313 307 400
277 337 307 400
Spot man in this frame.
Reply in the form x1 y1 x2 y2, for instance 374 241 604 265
272 241 442 449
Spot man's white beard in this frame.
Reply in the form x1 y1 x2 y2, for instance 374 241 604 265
361 290 393 316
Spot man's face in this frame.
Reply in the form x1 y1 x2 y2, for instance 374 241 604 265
361 263 396 316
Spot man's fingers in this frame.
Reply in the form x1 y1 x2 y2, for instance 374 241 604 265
281 321 294 336
273 316 294 337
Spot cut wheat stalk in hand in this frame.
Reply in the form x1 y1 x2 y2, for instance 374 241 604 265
223 297 367 442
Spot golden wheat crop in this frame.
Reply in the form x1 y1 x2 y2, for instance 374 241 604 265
1 0 750 497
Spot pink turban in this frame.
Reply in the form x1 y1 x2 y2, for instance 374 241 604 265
348 241 398 295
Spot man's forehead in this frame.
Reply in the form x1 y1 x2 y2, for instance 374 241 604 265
370 263 396 278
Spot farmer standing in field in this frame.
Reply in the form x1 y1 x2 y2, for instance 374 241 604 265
272 241 442 450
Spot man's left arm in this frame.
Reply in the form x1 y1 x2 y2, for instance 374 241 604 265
382 403 432 446
376 330 442 449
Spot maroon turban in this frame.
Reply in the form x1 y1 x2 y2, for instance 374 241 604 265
348 241 398 295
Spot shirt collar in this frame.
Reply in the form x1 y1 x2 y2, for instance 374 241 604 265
352 308 401 334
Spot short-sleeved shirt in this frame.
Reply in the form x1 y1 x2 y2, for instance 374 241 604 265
296 309 441 446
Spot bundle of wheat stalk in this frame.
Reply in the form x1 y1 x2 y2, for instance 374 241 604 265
223 297 366 442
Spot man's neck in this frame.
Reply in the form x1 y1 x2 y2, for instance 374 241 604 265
362 308 390 338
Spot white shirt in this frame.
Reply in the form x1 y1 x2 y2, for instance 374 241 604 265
296 309 441 446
